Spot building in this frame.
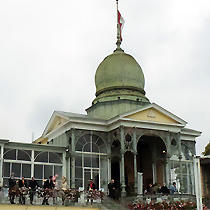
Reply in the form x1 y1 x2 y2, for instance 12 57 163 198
0 29 201 197
200 156 210 197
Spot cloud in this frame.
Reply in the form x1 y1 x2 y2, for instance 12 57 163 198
0 0 210 155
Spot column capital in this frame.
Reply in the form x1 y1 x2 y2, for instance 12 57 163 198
120 125 124 129
120 149 125 154
66 150 75 159
133 151 138 155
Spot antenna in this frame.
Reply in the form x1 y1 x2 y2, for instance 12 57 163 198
32 132 34 142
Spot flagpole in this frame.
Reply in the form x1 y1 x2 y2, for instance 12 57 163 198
116 0 121 49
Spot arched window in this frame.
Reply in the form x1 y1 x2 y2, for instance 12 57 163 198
181 144 193 161
75 134 108 191
4 149 31 161
34 151 63 186
34 151 62 163
3 149 32 184
75 134 107 154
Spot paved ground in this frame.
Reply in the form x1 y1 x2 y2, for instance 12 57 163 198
0 205 100 210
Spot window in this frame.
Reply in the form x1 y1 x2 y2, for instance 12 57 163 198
4 149 31 161
3 149 64 187
4 149 16 160
35 151 62 164
17 150 31 161
170 145 194 194
75 134 108 190
181 144 193 161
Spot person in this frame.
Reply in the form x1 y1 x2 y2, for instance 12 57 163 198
161 183 169 194
28 177 39 205
18 177 28 204
151 183 158 194
60 176 68 191
86 179 96 205
59 176 68 205
147 183 152 194
170 182 178 195
108 179 115 199
8 173 16 204
42 176 54 205
52 175 59 205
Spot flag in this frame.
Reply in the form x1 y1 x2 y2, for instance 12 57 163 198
118 10 125 42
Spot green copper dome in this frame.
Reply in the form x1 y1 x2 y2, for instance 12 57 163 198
93 48 149 104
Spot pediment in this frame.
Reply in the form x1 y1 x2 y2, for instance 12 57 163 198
43 111 69 136
123 103 187 125
47 116 68 134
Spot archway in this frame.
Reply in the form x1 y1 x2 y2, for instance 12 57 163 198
137 135 167 191
111 140 121 190
125 151 134 194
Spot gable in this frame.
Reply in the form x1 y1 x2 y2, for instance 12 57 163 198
46 116 68 134
124 107 181 124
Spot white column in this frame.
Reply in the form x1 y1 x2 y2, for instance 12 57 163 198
194 157 202 210
177 133 183 193
66 157 70 186
186 162 190 194
165 133 171 187
133 128 138 191
165 157 171 187
71 128 75 188
0 145 4 184
134 152 137 190
108 156 111 181
119 159 122 184
31 150 34 177
190 162 195 195
120 126 126 195
138 172 143 195
62 152 67 177
107 133 111 182
152 163 157 184
121 151 126 194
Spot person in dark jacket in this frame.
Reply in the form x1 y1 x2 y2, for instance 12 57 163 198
147 183 152 194
18 177 28 204
29 177 39 205
42 176 54 205
108 179 116 199
8 173 16 204
161 183 169 194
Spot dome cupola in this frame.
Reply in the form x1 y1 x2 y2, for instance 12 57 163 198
93 47 149 104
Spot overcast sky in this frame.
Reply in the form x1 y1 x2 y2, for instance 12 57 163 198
0 0 210 155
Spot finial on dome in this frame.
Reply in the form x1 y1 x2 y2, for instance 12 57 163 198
114 40 124 52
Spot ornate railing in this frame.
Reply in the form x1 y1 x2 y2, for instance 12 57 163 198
0 187 104 206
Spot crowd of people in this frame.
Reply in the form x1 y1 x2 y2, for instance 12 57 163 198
146 182 178 195
8 173 69 205
6 172 178 206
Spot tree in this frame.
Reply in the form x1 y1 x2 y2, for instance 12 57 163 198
202 142 210 156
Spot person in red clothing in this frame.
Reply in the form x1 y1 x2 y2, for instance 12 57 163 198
86 179 96 205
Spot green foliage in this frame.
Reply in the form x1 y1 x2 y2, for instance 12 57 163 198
202 142 210 156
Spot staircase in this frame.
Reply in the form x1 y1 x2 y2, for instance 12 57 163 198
100 196 129 210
